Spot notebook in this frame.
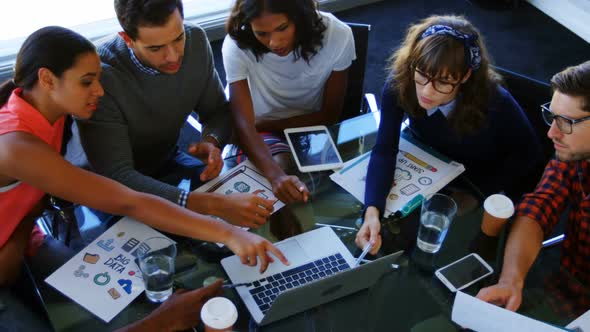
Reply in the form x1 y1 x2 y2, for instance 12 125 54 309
221 226 403 325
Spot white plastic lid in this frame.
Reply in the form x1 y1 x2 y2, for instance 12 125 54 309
484 194 515 219
200 297 238 329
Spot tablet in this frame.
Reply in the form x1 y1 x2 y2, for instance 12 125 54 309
284 125 344 172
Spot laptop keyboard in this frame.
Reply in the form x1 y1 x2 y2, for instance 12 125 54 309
245 253 351 314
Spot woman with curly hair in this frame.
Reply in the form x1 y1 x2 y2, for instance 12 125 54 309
355 15 542 254
223 0 355 204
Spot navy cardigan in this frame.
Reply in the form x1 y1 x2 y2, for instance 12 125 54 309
364 82 542 215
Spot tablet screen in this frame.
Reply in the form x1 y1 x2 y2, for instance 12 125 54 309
286 130 341 167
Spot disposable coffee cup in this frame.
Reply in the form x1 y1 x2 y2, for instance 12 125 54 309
201 297 238 332
481 194 514 237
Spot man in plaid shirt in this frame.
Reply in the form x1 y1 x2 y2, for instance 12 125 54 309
477 61 590 311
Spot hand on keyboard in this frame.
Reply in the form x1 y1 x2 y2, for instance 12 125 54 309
224 229 290 273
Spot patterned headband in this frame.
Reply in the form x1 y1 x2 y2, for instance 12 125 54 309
420 24 481 71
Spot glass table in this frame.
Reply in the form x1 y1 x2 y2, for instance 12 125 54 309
31 111 588 331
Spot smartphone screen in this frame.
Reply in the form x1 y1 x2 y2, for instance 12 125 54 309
437 254 492 290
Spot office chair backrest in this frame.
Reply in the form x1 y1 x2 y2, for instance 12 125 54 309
493 66 555 199
494 66 553 163
340 22 371 122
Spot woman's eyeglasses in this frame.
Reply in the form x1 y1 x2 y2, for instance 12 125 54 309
412 67 461 94
541 102 590 135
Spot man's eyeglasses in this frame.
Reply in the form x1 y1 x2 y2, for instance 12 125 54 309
541 102 590 134
412 67 461 94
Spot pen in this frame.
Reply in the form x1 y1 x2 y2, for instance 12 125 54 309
315 223 357 231
400 150 437 172
357 260 399 269
354 242 373 267
542 234 565 247
174 280 250 290
222 282 251 289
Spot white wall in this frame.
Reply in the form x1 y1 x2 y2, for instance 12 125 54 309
527 0 590 43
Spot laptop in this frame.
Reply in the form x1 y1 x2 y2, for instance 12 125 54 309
221 226 403 326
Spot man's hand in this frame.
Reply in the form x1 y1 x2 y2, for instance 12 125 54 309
476 281 523 311
355 207 381 255
188 142 223 181
270 174 309 204
223 229 290 273
215 193 275 228
118 280 223 332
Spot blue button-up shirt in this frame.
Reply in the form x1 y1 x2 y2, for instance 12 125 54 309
129 48 160 76
426 99 457 118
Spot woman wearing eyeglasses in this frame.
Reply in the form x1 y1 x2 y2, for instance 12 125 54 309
356 15 542 254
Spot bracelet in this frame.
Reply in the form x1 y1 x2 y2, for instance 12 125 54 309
178 190 189 208
203 133 222 148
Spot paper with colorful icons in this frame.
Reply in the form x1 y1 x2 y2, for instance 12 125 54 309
195 159 285 213
194 159 285 247
330 136 465 218
45 217 172 323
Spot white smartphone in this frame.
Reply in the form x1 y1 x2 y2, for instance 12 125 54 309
283 125 344 172
434 253 493 292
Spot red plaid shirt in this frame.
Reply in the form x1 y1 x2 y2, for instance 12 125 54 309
517 159 590 285
544 270 590 319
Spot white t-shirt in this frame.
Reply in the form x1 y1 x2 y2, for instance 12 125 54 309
222 12 356 121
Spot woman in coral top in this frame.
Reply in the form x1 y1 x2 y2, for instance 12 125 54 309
0 26 287 288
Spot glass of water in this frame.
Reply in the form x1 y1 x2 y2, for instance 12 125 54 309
137 237 177 303
417 193 457 254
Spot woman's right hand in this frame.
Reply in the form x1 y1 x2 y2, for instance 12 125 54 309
355 206 382 255
223 228 290 273
270 174 309 204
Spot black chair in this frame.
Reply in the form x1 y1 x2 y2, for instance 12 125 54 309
494 66 553 163
493 66 553 199
494 66 568 248
208 22 377 158
38 116 81 247
340 22 375 121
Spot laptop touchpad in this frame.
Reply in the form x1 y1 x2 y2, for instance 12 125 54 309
275 239 310 267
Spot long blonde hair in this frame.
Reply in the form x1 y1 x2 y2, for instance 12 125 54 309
387 15 501 135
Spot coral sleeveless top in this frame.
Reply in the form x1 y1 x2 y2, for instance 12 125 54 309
0 88 65 247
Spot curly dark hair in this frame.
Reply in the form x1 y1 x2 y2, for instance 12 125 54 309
225 0 326 63
114 0 184 40
387 15 502 136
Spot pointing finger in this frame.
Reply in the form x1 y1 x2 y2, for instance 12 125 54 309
266 242 289 266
